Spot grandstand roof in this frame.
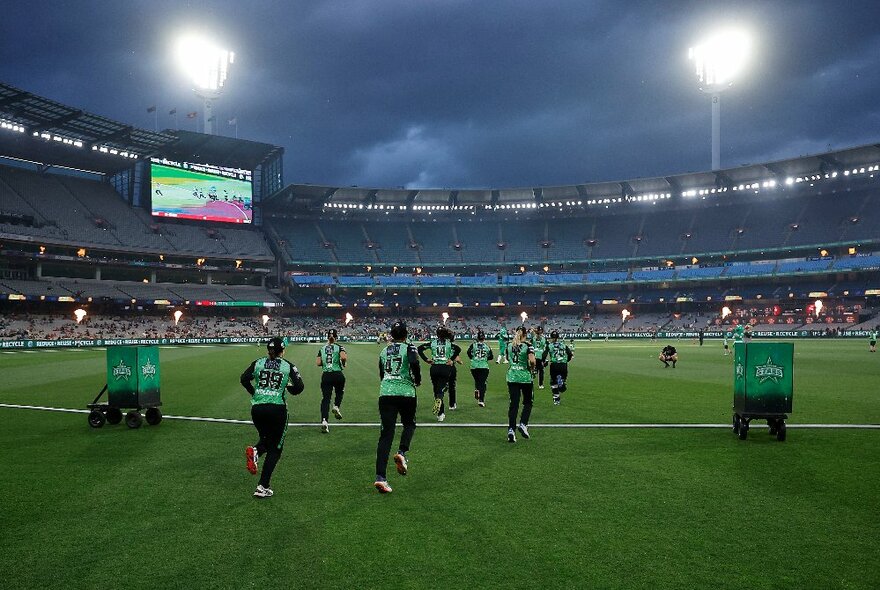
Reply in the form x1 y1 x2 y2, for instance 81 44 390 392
0 83 282 174
266 143 880 211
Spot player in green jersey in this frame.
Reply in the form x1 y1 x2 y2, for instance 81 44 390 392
530 326 549 389
733 324 745 344
467 330 494 407
417 326 461 422
506 325 536 442
542 330 573 405
496 325 510 364
375 320 422 494
240 337 305 498
870 328 877 353
316 328 347 433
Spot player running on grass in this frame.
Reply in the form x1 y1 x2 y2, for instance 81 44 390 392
543 330 574 405
496 325 510 364
316 328 346 434
375 320 422 494
723 330 732 355
417 326 461 422
467 330 494 407
530 326 549 389
870 328 877 353
241 337 305 498
506 325 536 443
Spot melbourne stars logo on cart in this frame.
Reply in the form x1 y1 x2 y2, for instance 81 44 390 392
112 359 132 381
141 359 157 380
754 356 784 383
735 362 745 380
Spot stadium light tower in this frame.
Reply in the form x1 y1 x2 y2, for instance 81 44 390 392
175 33 234 135
689 29 751 170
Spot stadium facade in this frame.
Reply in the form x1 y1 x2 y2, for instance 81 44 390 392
0 82 878 339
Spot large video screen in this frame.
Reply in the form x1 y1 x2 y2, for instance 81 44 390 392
150 158 253 224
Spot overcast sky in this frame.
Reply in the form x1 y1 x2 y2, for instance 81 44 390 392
2 0 879 189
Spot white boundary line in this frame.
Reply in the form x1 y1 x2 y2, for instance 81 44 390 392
0 403 878 429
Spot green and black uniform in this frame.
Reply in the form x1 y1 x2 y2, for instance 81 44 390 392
317 343 346 421
498 327 510 360
531 334 549 386
417 338 461 415
506 341 535 430
376 342 422 479
466 341 494 402
543 340 573 402
870 330 878 350
723 331 731 351
240 356 304 489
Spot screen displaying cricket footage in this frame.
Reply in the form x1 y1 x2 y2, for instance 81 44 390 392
150 159 253 224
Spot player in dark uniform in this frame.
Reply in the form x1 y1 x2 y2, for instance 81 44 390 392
417 326 461 422
316 328 347 433
659 344 678 368
467 330 494 407
870 328 877 353
543 330 574 405
375 320 422 493
241 337 305 498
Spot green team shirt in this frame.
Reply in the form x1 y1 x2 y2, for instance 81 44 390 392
546 341 571 364
247 357 298 406
506 342 535 383
429 338 453 362
317 343 345 372
467 342 493 369
531 336 548 359
379 343 418 397
498 328 509 343
870 330 878 343
733 325 745 342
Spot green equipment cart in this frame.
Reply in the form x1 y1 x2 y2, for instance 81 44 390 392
732 342 793 441
87 346 162 429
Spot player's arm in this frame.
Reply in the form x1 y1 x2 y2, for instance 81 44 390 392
528 351 537 371
487 346 494 361
450 343 462 364
240 361 257 396
566 346 573 362
316 349 323 367
339 346 347 368
285 362 305 395
417 342 432 363
467 343 475 359
378 356 385 380
408 345 422 386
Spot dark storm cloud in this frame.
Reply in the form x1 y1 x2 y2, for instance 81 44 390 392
1 0 879 188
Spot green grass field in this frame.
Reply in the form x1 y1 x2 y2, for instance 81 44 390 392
1 340 878 589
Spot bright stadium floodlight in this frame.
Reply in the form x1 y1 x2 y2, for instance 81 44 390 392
689 29 751 170
175 33 235 135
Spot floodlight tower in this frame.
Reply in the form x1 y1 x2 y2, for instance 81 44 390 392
176 34 235 135
689 30 750 170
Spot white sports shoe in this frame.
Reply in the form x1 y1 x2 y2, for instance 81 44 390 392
321 419 329 434
539 385 544 389
517 423 530 439
507 428 516 443
253 485 274 498
449 404 457 410
478 401 485 408
437 413 446 422
332 405 343 420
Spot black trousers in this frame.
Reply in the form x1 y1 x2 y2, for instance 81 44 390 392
251 403 288 488
507 382 534 430
376 395 417 478
549 363 569 392
430 364 453 414
536 363 545 386
449 365 457 407
471 368 489 402
320 371 345 420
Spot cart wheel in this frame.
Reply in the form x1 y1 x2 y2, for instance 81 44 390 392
776 421 786 442
105 407 123 425
125 411 143 429
768 419 778 436
88 410 106 429
738 421 749 440
732 415 740 435
145 407 162 426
